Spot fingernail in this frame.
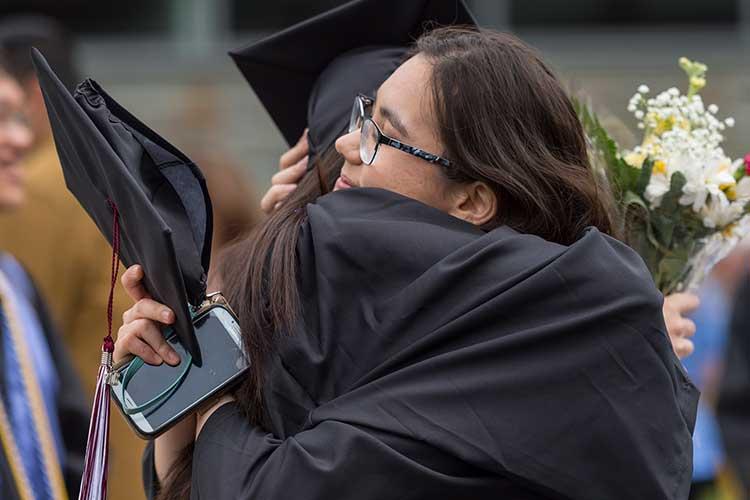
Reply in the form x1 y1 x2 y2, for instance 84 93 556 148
162 310 172 322
298 156 309 167
169 352 180 364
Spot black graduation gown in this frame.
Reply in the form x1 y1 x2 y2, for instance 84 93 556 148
146 188 698 499
0 254 89 500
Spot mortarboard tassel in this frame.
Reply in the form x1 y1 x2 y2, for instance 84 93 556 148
78 200 121 500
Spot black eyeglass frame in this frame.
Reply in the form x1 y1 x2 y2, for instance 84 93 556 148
348 93 374 133
349 94 452 168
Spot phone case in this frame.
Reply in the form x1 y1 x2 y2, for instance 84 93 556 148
109 300 248 439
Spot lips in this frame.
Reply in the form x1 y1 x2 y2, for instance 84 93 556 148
334 173 357 190
0 162 23 186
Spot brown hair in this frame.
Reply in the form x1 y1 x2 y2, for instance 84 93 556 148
413 28 616 241
157 27 618 499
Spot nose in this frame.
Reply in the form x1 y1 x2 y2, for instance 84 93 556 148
1 121 33 157
11 123 33 152
335 129 362 166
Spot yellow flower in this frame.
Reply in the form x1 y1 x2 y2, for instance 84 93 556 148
679 57 708 97
625 152 646 168
653 160 667 174
726 186 737 201
689 76 706 93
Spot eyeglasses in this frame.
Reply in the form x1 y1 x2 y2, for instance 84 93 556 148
0 105 30 132
348 93 373 134
348 94 452 168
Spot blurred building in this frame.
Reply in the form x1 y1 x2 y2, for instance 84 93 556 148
0 0 746 188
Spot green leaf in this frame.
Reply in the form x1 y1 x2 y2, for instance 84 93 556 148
635 158 654 197
651 214 675 248
573 98 641 198
657 253 689 292
623 190 649 211
659 171 687 213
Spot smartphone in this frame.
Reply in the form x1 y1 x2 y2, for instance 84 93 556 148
110 303 248 439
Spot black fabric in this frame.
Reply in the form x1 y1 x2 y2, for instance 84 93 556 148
305 45 406 161
32 49 213 360
174 188 698 499
142 441 158 499
0 254 88 499
229 0 476 156
716 274 750 492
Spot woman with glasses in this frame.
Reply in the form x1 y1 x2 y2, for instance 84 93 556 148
117 26 697 500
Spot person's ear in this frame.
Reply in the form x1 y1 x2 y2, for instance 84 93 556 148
448 181 497 226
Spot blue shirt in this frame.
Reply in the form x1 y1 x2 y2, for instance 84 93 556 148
684 278 729 482
0 254 65 466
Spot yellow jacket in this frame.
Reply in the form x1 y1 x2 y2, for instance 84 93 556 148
0 136 145 500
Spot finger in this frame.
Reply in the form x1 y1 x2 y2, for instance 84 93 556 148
677 318 697 338
271 156 308 185
260 184 298 214
123 336 163 366
122 319 180 366
664 293 700 314
673 338 694 359
115 323 161 365
278 133 309 170
121 265 151 302
123 298 175 325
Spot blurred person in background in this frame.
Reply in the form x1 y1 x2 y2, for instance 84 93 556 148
0 14 144 500
0 49 88 500
717 244 750 499
686 245 750 500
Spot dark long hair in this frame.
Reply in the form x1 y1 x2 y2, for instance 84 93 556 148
158 27 618 499
413 28 616 242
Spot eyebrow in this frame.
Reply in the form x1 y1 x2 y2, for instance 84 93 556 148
379 105 410 140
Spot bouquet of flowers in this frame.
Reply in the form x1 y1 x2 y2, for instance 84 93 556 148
577 58 750 293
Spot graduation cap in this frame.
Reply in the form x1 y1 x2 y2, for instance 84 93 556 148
32 48 211 363
230 0 477 159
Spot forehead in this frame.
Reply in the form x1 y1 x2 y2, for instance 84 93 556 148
376 54 432 107
0 76 24 108
375 54 438 138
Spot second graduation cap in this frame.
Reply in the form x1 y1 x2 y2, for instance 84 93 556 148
230 0 476 157
32 48 212 362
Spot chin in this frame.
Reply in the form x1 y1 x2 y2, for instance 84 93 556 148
0 188 25 212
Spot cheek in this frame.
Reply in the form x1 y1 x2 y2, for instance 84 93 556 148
359 157 451 210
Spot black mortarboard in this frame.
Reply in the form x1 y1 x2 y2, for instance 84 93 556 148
32 49 212 362
230 0 477 158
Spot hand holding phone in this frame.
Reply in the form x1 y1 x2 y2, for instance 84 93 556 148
111 302 247 438
113 266 248 438
115 265 181 368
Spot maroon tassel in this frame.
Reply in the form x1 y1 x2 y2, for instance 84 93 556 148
78 201 121 500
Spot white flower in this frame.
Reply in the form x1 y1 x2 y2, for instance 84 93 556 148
645 172 671 207
735 177 750 203
700 194 744 228
726 117 735 127
634 110 644 119
673 156 735 212
638 84 650 94
708 104 719 114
